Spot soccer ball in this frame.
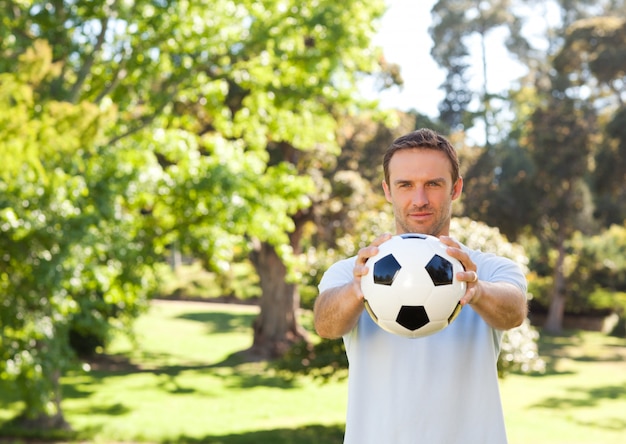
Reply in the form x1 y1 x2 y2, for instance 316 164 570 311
360 233 466 338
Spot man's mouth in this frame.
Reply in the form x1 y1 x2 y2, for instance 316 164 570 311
408 210 432 221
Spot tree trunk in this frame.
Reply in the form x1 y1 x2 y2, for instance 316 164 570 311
544 236 567 334
247 208 311 360
16 368 70 431
248 240 307 359
479 28 491 148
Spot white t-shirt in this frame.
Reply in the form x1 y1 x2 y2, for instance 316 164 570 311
318 246 527 444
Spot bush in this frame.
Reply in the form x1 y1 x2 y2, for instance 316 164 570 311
499 318 545 377
526 225 626 317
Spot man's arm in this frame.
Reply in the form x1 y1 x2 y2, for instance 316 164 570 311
314 233 392 339
463 280 528 330
314 282 364 339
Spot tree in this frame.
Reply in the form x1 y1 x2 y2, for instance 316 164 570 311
429 2 626 335
597 107 626 225
0 0 389 426
0 42 159 429
459 138 539 240
525 13 626 332
430 0 529 144
217 0 389 358
553 15 626 226
429 3 473 131
526 90 597 333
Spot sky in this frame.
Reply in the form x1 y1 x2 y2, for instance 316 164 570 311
371 0 529 117
371 0 444 116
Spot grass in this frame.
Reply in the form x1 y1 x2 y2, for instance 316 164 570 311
501 331 626 444
1 300 625 443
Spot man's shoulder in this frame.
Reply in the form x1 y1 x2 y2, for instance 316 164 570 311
331 255 357 268
318 256 357 292
464 245 527 291
468 248 519 268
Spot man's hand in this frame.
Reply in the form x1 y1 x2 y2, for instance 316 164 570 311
439 235 528 330
314 233 392 338
439 235 480 306
351 233 394 299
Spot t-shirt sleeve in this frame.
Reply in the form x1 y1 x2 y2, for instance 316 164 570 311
471 250 528 295
318 256 357 294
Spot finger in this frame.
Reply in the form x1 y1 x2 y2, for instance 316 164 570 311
458 270 478 283
469 271 478 283
460 287 476 306
354 233 392 280
444 243 476 275
357 234 392 265
443 241 467 262
371 232 392 247
438 235 459 248
353 264 368 278
353 252 372 279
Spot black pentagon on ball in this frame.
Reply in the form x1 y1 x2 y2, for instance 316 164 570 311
373 254 402 286
396 305 430 331
400 233 427 240
425 254 454 286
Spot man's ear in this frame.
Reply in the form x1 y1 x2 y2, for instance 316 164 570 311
452 177 463 200
382 180 392 203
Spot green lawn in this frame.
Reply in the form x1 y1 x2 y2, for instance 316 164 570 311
1 300 625 443
501 330 626 444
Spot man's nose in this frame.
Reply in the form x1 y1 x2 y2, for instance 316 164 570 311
411 187 429 207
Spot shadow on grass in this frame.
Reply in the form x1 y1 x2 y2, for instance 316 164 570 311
575 416 626 432
161 423 344 444
529 332 626 433
177 310 257 335
536 329 583 355
532 383 626 410
530 382 626 434
3 306 340 443
0 423 344 444
57 309 305 409
61 401 130 417
529 329 626 376
75 349 298 389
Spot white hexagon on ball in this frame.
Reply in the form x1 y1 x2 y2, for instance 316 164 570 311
360 233 466 338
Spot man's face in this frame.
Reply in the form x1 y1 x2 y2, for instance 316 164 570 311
382 148 462 237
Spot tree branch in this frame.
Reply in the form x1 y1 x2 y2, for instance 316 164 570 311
68 16 109 104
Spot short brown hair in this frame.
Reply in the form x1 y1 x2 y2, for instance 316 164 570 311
383 128 460 186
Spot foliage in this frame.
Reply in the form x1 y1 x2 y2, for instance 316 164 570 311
0 44 159 424
460 140 538 240
0 0 390 426
527 225 626 316
553 16 626 95
274 338 349 381
430 0 626 334
0 0 388 268
499 318 546 377
450 217 528 269
430 0 529 142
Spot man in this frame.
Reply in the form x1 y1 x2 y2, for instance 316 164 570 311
314 128 528 443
